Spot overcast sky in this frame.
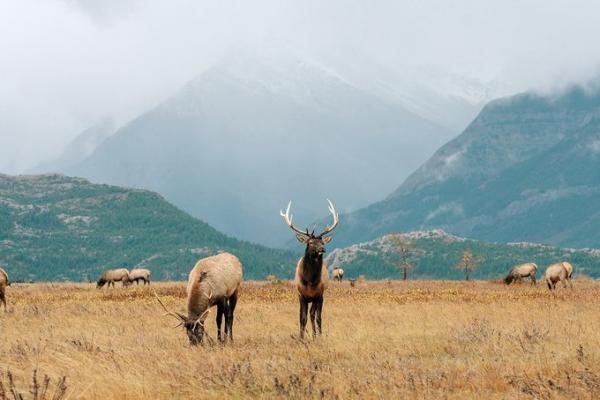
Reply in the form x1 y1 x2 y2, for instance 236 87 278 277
1 0 600 173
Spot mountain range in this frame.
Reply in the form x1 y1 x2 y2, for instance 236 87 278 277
31 48 599 251
38 48 492 247
3 173 598 282
331 86 600 249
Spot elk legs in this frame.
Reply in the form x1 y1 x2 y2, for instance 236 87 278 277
309 301 317 336
309 296 323 337
299 296 309 339
216 300 225 342
215 293 238 342
315 296 323 335
225 291 237 341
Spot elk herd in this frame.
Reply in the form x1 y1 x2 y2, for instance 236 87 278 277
0 199 591 347
504 261 574 290
96 267 152 288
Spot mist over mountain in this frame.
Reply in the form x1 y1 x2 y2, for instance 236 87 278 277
30 119 115 174
328 60 511 133
5 1 600 176
331 85 600 249
64 48 469 246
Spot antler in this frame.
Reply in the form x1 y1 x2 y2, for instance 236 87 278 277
153 290 186 327
280 201 309 236
318 199 339 237
190 307 212 330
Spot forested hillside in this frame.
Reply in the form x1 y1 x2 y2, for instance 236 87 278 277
0 174 294 281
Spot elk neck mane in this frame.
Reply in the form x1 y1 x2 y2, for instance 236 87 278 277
301 247 324 286
187 272 212 322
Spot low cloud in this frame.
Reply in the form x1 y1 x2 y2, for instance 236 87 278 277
2 0 600 172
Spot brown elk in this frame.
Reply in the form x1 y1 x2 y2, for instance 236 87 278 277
127 268 152 285
332 267 344 282
96 268 130 288
544 263 573 291
504 263 537 286
280 200 339 339
155 253 243 345
0 266 9 311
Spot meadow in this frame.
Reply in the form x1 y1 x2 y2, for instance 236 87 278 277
1 280 600 399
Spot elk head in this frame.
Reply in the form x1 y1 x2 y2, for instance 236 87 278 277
153 290 212 346
122 276 133 287
183 291 214 345
280 200 339 259
183 320 203 345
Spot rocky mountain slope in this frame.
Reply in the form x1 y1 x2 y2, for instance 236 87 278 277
0 174 294 281
332 86 600 248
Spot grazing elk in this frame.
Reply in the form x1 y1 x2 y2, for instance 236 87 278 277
155 252 243 345
96 268 130 288
128 268 151 285
544 263 573 291
280 200 339 339
332 267 344 282
0 266 9 311
504 263 537 286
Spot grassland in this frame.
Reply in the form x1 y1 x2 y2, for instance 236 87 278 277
1 280 600 399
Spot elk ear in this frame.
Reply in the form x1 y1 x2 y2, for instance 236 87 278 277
322 235 333 244
296 234 309 244
199 271 208 282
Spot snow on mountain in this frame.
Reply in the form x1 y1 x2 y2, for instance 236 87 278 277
321 58 515 133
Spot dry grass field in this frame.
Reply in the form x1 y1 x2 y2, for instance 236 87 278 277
1 280 600 399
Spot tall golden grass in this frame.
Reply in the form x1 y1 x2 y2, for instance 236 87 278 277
1 280 600 399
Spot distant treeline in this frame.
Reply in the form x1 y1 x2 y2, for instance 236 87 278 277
334 237 600 281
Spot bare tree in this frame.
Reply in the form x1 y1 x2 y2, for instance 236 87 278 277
387 233 415 281
455 250 484 281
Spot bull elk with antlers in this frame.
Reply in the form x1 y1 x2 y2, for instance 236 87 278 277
155 252 243 345
280 200 339 339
